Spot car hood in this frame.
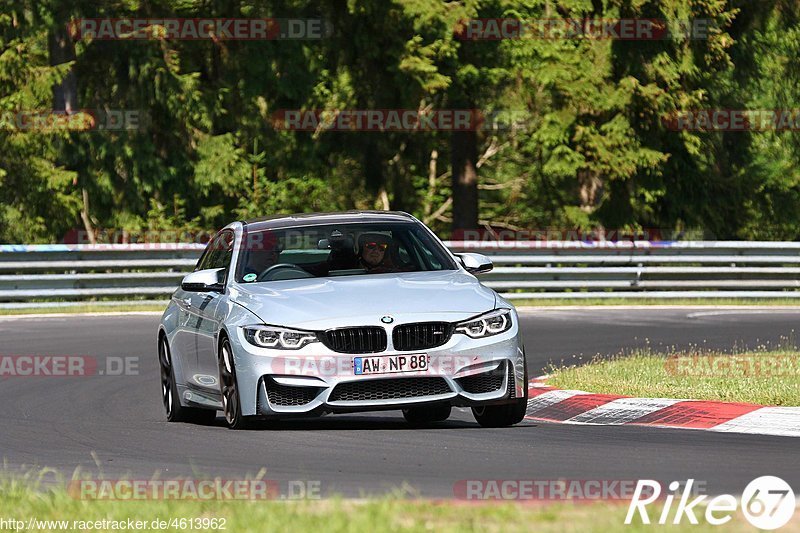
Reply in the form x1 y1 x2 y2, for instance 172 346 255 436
229 270 497 329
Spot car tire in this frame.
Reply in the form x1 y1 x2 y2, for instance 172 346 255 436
402 403 451 426
159 336 217 424
471 355 529 428
218 337 253 430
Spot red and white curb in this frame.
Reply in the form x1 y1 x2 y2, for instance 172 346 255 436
525 379 800 438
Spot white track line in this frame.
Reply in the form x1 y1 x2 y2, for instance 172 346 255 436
567 397 685 424
525 390 589 416
687 309 800 318
709 407 800 438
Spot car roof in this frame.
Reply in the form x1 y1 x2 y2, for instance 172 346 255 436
241 211 417 231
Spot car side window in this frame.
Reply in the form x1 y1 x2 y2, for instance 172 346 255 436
406 231 443 270
196 231 234 280
396 240 411 263
195 245 212 271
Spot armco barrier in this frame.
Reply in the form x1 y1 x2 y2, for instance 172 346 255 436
1 241 800 307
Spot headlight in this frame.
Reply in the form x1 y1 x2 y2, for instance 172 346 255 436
243 325 319 350
454 309 513 339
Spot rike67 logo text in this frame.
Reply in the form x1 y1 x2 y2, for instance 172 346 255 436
626 477 796 530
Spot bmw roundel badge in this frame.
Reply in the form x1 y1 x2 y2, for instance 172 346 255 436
381 316 394 324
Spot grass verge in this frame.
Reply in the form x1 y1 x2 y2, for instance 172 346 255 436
511 297 800 307
0 478 784 532
0 303 167 316
547 349 800 406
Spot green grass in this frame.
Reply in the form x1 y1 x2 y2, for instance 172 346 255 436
0 303 167 315
0 475 784 532
512 297 800 307
547 349 800 406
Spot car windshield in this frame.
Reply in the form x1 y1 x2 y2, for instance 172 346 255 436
235 222 458 283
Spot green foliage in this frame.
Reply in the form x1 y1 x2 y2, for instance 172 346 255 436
0 0 798 242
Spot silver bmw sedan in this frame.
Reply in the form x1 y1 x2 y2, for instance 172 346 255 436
158 211 528 429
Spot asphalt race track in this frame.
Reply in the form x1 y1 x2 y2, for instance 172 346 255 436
1 308 798 497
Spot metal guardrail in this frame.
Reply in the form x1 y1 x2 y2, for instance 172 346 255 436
1 241 800 307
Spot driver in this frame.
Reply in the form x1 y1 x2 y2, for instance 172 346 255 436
243 241 283 280
357 233 395 273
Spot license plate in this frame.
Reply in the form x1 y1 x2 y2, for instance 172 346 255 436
353 354 429 375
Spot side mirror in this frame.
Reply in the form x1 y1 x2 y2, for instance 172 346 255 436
456 253 493 274
181 268 225 292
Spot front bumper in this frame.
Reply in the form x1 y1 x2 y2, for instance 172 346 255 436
231 324 525 417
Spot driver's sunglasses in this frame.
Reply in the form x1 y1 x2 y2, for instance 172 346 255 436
364 242 388 251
